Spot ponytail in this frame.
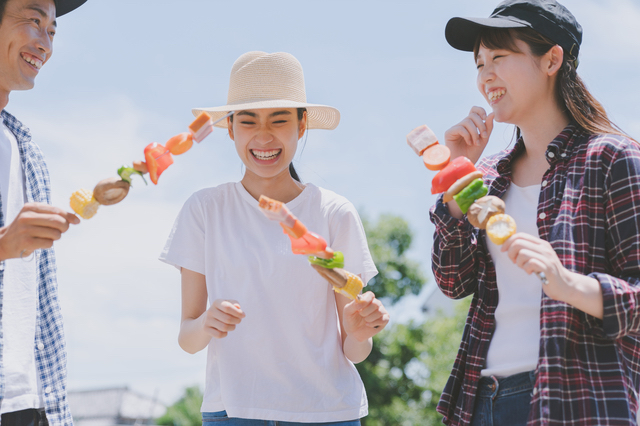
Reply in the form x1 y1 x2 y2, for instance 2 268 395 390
556 60 626 137
289 163 301 182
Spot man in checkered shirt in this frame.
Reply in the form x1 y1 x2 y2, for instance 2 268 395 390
0 0 86 424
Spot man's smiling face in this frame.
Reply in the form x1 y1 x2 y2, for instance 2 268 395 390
0 0 56 97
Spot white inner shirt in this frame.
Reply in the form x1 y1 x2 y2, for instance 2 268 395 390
0 121 43 413
482 183 542 378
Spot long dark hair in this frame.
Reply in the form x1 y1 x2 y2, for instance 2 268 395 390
230 107 307 182
473 27 629 139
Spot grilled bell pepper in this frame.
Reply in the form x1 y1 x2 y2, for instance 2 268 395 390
431 156 477 194
117 166 147 186
453 178 488 214
290 231 333 259
308 251 345 269
144 142 174 185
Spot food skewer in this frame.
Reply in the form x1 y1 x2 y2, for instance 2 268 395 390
257 195 364 300
407 124 548 285
70 111 234 219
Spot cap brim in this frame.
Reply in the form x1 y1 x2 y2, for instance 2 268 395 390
445 16 529 52
55 0 87 17
192 101 341 131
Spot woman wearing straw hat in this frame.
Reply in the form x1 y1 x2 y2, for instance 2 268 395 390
160 51 389 425
430 0 640 425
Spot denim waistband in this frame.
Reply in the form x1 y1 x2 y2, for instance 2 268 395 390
477 370 535 399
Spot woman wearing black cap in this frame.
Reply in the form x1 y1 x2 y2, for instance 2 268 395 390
430 0 640 425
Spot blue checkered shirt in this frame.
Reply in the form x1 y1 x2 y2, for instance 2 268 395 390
0 110 72 425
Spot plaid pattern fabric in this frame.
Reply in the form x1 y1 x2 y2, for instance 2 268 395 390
430 124 640 425
0 110 72 425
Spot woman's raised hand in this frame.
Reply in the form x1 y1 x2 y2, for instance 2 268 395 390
343 292 390 342
201 299 246 339
444 107 495 163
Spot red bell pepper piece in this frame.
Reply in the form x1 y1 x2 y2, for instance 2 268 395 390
288 231 333 259
144 142 174 185
431 156 477 194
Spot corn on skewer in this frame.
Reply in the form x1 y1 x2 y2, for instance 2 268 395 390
69 189 100 219
310 264 363 300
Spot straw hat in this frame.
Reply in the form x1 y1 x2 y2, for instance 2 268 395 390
192 51 340 130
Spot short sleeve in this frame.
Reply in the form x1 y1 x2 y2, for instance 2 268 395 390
328 201 378 285
159 193 207 275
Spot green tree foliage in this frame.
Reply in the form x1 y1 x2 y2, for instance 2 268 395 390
362 214 426 303
358 214 470 426
358 301 470 426
156 386 203 426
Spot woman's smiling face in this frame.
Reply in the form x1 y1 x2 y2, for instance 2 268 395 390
475 39 551 125
229 108 306 181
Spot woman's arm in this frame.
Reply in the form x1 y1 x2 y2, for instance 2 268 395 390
335 291 389 364
430 107 495 298
178 268 245 354
502 138 640 327
501 233 604 319
431 198 483 299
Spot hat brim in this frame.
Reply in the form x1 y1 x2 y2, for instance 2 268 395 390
192 101 341 130
55 0 87 17
445 16 529 52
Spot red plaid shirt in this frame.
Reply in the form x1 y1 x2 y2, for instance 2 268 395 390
430 124 640 425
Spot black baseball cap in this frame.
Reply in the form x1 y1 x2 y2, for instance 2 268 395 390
445 0 582 67
55 0 87 17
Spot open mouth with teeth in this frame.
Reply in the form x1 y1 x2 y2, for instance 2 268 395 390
21 53 43 70
251 149 282 162
488 89 506 104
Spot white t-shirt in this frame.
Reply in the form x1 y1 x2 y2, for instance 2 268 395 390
482 183 542 378
160 182 377 422
0 121 42 413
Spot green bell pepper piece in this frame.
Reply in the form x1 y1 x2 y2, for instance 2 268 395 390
308 251 345 269
118 166 147 186
454 178 488 214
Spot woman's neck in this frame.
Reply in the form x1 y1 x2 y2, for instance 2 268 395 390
517 99 570 159
509 99 570 187
241 170 305 203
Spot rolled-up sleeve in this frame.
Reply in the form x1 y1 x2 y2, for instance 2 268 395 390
591 144 640 339
430 196 481 300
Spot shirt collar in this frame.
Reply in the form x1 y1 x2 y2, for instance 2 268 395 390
496 123 585 174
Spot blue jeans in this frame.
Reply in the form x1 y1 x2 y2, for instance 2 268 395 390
470 370 535 426
202 411 361 425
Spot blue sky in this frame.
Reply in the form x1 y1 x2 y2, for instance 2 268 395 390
7 0 640 405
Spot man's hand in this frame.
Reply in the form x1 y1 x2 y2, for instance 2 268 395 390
0 203 80 261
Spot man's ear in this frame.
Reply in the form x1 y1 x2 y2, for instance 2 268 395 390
227 116 234 140
546 45 564 77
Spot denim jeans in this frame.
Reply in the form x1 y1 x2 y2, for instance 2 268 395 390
0 409 49 426
470 370 535 426
202 411 361 426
